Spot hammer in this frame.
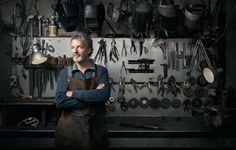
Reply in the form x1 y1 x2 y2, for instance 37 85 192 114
160 64 169 79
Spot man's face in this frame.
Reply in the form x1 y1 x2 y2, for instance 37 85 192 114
71 39 90 63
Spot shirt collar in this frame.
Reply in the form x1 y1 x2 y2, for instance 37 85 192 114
71 59 96 72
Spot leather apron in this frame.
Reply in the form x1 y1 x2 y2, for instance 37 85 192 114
55 66 108 150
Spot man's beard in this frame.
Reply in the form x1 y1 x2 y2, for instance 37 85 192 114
73 56 82 63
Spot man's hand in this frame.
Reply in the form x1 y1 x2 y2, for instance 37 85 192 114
66 91 73 97
66 84 104 97
96 83 105 89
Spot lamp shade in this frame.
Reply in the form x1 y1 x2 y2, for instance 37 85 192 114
31 44 47 65
203 68 214 83
203 67 223 83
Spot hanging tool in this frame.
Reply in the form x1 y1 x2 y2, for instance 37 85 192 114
184 39 212 87
159 41 168 59
139 37 144 57
175 42 180 71
120 61 127 74
94 39 107 65
118 76 131 95
121 39 127 56
167 43 171 68
185 39 213 79
130 78 138 93
160 64 169 79
170 50 176 70
157 75 165 96
144 46 148 54
182 42 187 69
46 43 55 54
10 66 18 87
109 39 120 63
167 76 180 97
139 77 153 93
130 40 137 55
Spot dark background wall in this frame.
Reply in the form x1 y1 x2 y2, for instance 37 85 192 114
0 27 13 99
226 0 236 90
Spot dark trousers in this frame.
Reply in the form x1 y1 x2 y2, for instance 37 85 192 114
55 107 108 150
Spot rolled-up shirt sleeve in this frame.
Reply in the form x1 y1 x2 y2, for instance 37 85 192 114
71 66 111 102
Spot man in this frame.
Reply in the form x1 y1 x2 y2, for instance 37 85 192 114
55 31 111 150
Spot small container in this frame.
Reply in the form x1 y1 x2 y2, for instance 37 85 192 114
48 16 57 37
42 17 49 37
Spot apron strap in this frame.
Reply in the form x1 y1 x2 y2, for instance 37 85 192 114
67 65 73 82
92 64 98 78
67 64 97 82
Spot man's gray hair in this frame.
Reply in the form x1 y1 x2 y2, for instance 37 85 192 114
70 31 93 56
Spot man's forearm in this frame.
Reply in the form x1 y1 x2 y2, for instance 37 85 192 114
55 92 85 109
71 87 111 103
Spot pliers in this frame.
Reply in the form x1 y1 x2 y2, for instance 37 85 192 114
121 40 127 56
109 39 120 63
120 61 127 74
130 40 137 55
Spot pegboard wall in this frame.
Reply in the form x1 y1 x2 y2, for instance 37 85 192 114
12 37 214 117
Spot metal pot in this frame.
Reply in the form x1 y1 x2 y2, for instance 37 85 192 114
184 4 205 21
132 0 152 33
84 4 105 33
158 0 178 18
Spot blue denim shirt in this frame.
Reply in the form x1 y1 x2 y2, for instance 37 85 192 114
55 62 111 109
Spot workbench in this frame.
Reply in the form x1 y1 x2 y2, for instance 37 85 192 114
1 100 236 149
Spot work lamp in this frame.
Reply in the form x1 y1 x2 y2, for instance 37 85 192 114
31 44 47 65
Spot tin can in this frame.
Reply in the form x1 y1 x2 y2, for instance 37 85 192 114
48 16 57 37
48 24 57 36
